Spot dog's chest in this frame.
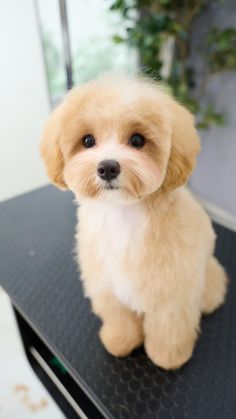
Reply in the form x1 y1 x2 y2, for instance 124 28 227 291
86 201 146 251
84 201 146 311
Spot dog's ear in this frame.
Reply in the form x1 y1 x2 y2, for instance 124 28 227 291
163 98 201 191
40 105 67 190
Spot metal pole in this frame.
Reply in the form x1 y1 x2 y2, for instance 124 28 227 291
59 0 73 89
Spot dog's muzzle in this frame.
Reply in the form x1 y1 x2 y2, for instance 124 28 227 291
97 160 120 182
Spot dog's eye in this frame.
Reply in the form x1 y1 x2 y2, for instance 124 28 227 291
82 134 96 148
128 133 145 148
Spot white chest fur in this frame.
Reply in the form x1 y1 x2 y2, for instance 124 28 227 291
81 200 147 312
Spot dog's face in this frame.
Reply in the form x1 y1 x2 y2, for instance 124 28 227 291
41 75 200 204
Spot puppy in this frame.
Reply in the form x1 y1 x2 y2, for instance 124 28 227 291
40 74 227 369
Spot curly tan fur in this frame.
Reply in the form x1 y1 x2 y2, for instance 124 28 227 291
40 74 227 369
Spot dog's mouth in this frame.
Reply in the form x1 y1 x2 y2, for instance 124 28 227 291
103 184 119 191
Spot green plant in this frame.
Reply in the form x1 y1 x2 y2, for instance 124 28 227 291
110 0 236 129
207 27 236 73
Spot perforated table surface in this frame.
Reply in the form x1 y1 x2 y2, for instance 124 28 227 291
1 185 236 419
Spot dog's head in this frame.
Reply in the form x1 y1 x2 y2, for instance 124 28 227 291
40 74 200 204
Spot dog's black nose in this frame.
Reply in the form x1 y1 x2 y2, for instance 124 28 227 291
97 160 121 181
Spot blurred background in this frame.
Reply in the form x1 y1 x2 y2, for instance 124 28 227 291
0 0 236 217
0 0 236 417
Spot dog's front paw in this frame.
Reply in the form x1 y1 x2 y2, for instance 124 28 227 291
99 323 143 357
145 337 194 370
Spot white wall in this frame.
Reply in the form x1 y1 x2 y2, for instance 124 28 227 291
0 0 50 202
189 0 236 217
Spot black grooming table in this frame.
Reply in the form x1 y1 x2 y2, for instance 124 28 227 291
1 185 236 419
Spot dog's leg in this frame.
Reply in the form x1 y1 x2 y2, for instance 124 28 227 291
91 291 143 357
201 256 228 314
144 302 200 370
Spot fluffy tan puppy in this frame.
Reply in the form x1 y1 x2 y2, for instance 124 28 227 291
40 74 227 369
